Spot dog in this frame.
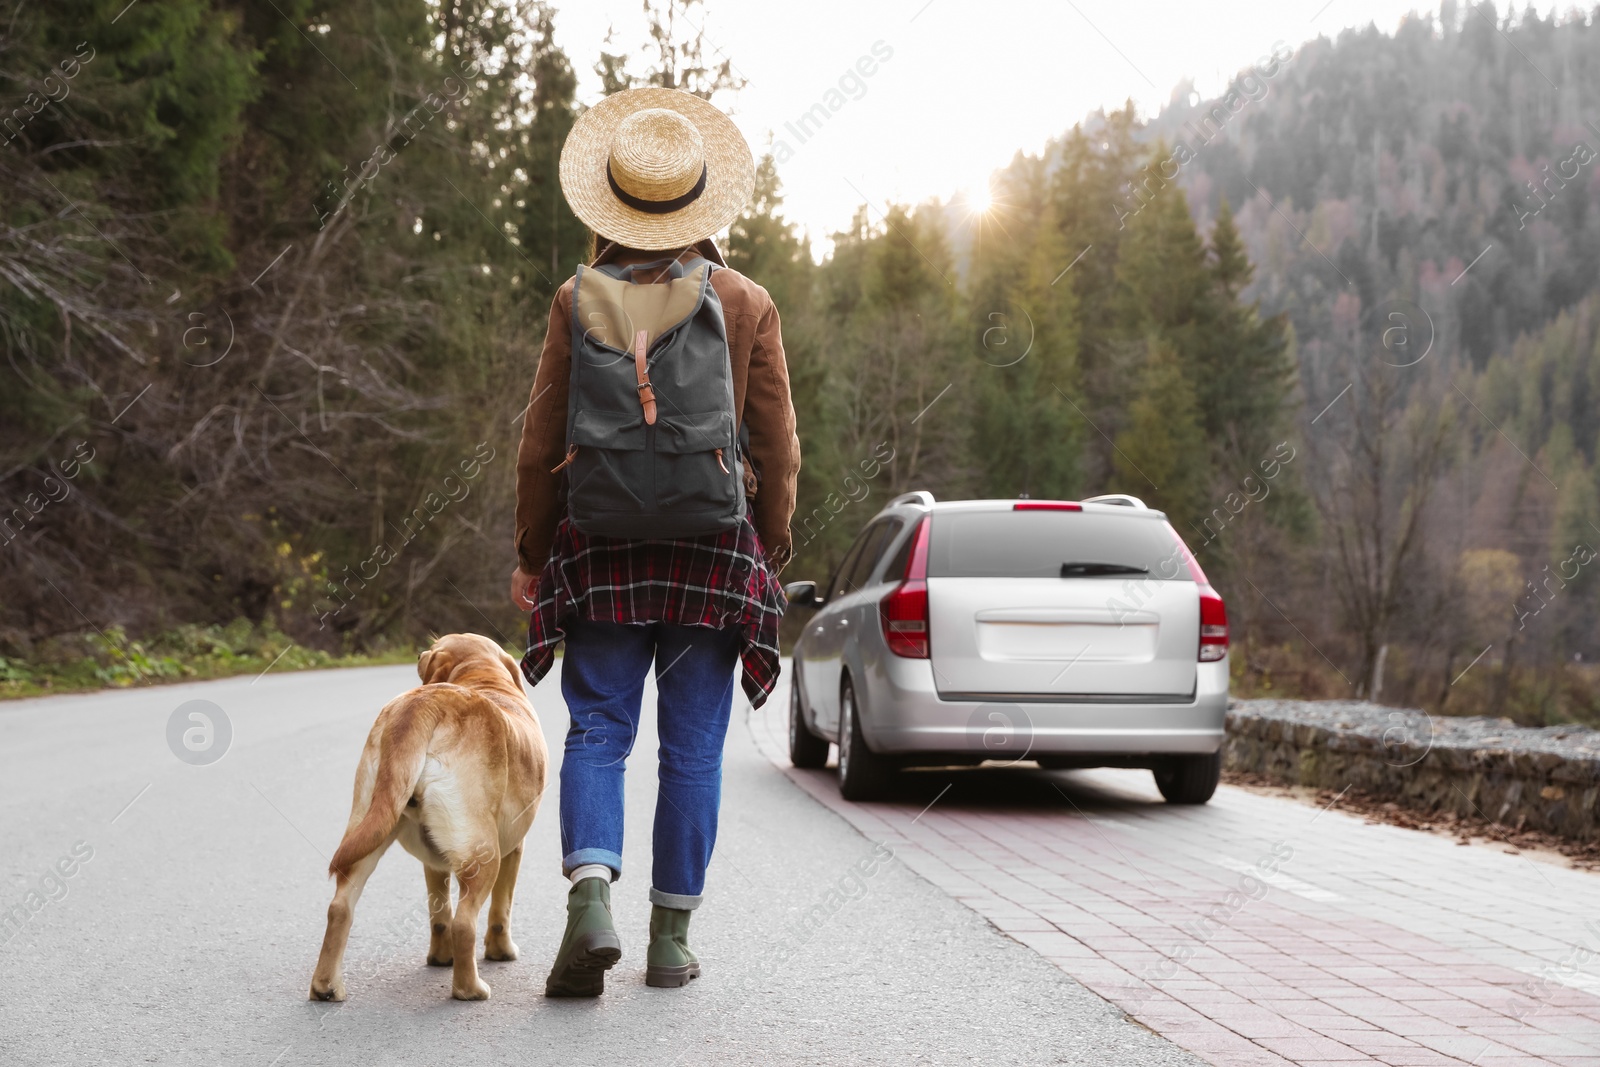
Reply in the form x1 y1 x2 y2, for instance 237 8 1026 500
310 633 547 1002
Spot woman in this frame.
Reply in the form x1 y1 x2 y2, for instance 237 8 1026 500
509 87 799 997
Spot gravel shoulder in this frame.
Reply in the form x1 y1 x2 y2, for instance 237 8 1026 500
1232 697 1600 760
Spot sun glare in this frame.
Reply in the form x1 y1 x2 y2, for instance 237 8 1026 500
969 185 993 214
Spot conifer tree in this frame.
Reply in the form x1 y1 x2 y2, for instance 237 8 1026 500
519 5 591 295
724 156 833 566
726 155 812 313
968 159 1081 499
0 0 588 645
596 0 745 99
1114 154 1211 357
1198 198 1295 471
1113 341 1209 532
840 204 967 498
1047 106 1142 490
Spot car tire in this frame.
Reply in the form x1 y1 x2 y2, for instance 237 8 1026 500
788 679 830 769
1153 751 1222 805
837 676 895 801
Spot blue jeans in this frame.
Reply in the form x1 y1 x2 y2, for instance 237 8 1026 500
558 619 740 909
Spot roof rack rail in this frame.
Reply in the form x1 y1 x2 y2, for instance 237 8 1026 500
1082 493 1148 509
886 490 936 509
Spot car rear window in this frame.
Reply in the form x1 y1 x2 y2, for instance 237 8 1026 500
926 509 1193 580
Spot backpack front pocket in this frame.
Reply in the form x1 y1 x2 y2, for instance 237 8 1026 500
567 409 648 516
653 410 739 514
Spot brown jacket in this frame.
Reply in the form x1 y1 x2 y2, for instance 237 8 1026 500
514 239 800 575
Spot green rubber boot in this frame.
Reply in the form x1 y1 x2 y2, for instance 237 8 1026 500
645 904 700 988
544 877 622 997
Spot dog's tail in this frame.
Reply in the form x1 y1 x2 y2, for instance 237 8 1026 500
327 695 442 881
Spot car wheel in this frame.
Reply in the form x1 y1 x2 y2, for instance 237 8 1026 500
788 679 830 769
1153 751 1222 804
837 676 894 801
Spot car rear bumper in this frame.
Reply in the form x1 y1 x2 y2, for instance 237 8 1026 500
857 655 1228 757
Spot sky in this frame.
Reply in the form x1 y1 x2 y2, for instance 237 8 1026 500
547 1 1532 248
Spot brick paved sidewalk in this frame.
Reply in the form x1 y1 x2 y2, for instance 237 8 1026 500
749 681 1600 1067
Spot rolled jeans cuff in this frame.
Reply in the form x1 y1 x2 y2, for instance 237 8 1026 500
563 848 621 880
650 887 704 911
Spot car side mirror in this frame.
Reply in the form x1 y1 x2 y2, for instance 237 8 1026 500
783 580 822 610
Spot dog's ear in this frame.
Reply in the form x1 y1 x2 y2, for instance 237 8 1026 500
499 649 523 691
417 649 432 682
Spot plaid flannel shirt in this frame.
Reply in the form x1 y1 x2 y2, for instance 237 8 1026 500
521 515 787 707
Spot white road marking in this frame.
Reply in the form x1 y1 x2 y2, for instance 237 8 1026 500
1517 965 1600 999
1212 854 1343 902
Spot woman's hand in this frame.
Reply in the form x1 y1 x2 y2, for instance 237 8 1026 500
509 567 538 610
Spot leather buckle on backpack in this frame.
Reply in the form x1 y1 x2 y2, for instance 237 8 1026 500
550 444 578 473
632 329 658 426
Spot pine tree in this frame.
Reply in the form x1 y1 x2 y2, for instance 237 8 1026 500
968 157 1081 499
1198 197 1294 470
595 28 634 95
0 0 589 647
1114 153 1211 353
726 155 812 312
1104 152 1219 530
640 0 746 98
837 203 968 498
1050 104 1143 362
723 156 833 568
520 4 591 296
1048 106 1142 490
1112 341 1209 532
1209 197 1253 297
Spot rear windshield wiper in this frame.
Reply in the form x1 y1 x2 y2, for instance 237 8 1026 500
1059 562 1149 577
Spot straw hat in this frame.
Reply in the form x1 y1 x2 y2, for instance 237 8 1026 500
559 88 755 251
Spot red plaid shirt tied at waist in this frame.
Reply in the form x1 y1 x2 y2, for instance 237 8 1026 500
520 515 787 707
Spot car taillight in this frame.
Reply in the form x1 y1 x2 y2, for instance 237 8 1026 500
882 581 928 657
1163 521 1226 661
881 516 931 658
1013 501 1082 511
1199 584 1228 662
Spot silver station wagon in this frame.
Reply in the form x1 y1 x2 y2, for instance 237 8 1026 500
784 492 1230 803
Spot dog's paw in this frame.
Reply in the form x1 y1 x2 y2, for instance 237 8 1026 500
484 935 519 962
309 977 347 1002
452 977 491 1001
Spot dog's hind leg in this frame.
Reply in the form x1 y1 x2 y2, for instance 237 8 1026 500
448 841 500 1000
484 846 522 962
309 839 391 1001
424 865 454 966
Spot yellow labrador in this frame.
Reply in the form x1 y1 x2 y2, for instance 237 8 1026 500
310 633 547 1002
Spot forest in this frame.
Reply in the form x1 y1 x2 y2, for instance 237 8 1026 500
2 0 1598 726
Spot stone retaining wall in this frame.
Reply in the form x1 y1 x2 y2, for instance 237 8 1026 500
1224 699 1600 842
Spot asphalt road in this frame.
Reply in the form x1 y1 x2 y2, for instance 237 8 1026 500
0 661 1203 1067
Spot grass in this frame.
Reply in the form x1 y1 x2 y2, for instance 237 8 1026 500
0 620 421 700
1229 638 1600 728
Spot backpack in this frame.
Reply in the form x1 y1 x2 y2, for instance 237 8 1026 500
556 254 748 539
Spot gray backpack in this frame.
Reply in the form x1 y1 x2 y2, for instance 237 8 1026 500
555 255 748 539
